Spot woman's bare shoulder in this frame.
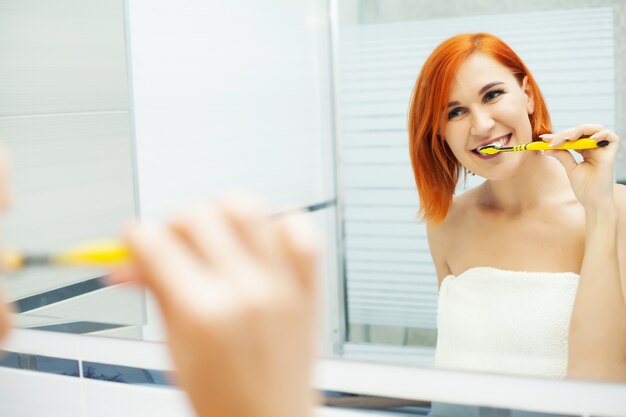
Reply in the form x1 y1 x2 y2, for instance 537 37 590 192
433 187 481 230
426 188 481 281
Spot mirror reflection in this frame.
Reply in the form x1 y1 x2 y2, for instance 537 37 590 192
337 2 626 380
2 0 626 389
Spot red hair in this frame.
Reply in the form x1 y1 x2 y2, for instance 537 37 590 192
408 33 551 224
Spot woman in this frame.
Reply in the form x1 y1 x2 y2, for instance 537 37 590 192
408 33 626 380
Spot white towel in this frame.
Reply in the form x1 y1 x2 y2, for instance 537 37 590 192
435 267 579 378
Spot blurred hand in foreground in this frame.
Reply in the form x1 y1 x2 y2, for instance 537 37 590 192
109 196 320 417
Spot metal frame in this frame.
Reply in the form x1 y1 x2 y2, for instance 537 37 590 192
327 0 349 356
315 359 626 417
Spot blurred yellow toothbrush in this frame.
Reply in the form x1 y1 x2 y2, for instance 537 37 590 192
1 239 129 271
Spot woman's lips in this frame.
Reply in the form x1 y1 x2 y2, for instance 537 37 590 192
472 134 512 160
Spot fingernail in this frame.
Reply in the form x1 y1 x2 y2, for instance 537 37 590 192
563 136 571 140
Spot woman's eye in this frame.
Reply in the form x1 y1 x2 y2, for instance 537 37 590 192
483 89 504 102
448 108 464 120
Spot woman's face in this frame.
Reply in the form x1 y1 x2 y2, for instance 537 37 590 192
442 52 535 180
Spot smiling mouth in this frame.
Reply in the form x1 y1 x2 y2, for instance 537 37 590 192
472 134 512 156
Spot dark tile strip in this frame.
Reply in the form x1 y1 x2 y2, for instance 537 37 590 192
82 361 172 387
14 276 106 313
30 321 125 334
0 350 79 377
0 350 173 388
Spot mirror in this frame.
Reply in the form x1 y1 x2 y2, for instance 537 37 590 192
3 0 625 388
0 1 144 338
334 0 626 381
0 0 337 345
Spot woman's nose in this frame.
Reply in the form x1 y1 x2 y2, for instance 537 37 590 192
469 107 495 136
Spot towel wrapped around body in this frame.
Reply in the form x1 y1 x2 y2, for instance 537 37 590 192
435 267 580 378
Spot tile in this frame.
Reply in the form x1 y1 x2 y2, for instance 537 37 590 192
0 350 79 377
0 366 82 417
22 283 145 326
15 276 106 312
82 361 171 387
0 112 135 302
82 379 195 417
0 0 129 116
1 328 80 359
29 322 126 335
78 334 173 371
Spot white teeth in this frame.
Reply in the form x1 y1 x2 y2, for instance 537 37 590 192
481 135 509 149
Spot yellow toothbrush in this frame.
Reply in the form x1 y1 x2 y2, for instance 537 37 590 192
0 199 337 271
478 138 609 155
1 239 130 271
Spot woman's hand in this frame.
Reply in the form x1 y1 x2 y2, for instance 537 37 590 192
541 124 620 210
109 196 319 417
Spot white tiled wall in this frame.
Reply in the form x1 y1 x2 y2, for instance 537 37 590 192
0 0 140 322
0 328 189 417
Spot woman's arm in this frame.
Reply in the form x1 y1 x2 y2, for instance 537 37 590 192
427 221 451 286
616 185 626 306
568 197 626 379
543 126 626 380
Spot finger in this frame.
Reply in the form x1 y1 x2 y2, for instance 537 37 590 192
550 124 604 148
104 265 141 286
169 203 258 275
538 128 573 147
572 124 605 137
545 149 578 176
123 222 210 315
218 196 279 267
590 129 619 147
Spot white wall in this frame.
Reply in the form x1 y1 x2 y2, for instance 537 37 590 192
128 0 335 218
127 0 341 353
0 0 138 316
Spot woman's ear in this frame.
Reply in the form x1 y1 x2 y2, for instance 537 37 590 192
522 76 535 115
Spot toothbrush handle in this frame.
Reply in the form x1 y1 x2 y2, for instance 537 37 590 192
526 138 606 151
